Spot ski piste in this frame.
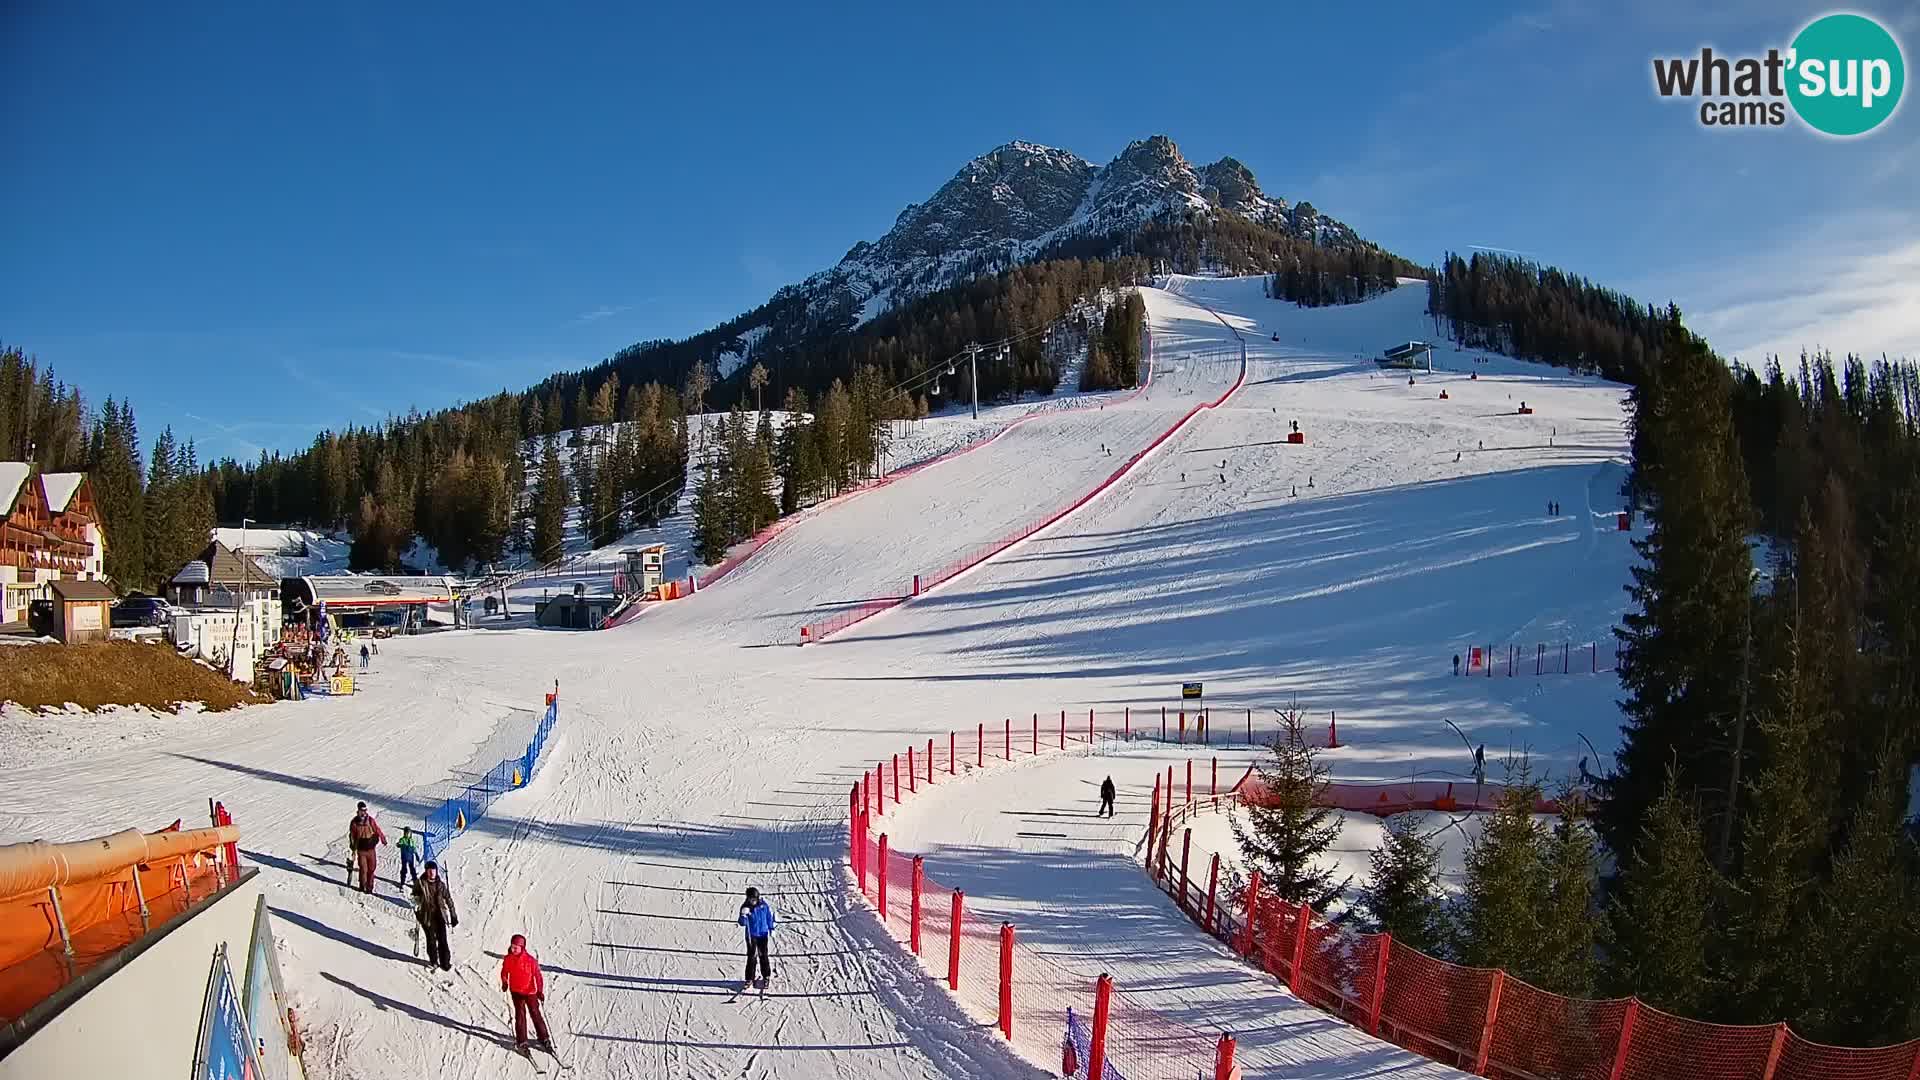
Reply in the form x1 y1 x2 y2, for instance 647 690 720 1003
11 278 1636 1078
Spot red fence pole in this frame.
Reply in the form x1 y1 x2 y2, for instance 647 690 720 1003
1247 708 1252 744
1211 757 1218 796
1088 974 1113 1080
1161 705 1167 740
1146 775 1162 870
1201 710 1208 743
1179 708 1186 743
1179 829 1192 912
876 834 889 921
977 723 983 768
876 762 885 816
892 754 901 803
1240 871 1262 956
1474 971 1506 1075
907 746 916 793
1186 759 1193 805
1563 640 1568 672
1368 933 1391 1035
1060 710 1065 750
1329 711 1339 749
1205 852 1220 931
1032 713 1039 755
849 783 862 886
947 890 964 990
1214 1034 1238 1080
997 922 1015 1040
1760 1025 1788 1080
1088 708 1094 743
1004 718 1010 761
1592 642 1598 673
910 855 924 954
1124 707 1130 738
1290 901 1312 991
1608 999 1640 1080
948 733 955 776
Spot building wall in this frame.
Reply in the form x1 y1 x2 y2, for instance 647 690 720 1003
167 598 283 681
0 875 265 1080
53 599 110 644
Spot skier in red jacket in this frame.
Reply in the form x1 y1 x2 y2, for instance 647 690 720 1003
499 933 554 1057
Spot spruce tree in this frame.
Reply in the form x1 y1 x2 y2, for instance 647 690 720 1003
1230 710 1348 911
1456 771 1550 977
1604 763 1719 1014
691 436 731 565
1603 310 1754 864
530 435 567 565
1537 793 1599 996
1795 749 1919 1045
1357 815 1447 953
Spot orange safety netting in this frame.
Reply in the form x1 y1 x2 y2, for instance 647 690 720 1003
1151 798 1920 1080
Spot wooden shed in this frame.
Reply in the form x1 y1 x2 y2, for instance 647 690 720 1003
48 578 116 643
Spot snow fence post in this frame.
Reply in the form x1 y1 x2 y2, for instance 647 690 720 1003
1124 706 1130 738
1186 759 1193 805
1240 871 1262 957
1004 718 1010 761
1205 852 1220 933
1201 710 1208 743
1214 1033 1238 1080
998 922 1015 1041
1179 829 1192 914
1562 640 1568 673
1329 711 1339 749
1146 775 1162 870
1247 708 1252 744
1211 757 1218 796
1474 970 1506 1075
1059 709 1065 750
1088 708 1094 743
892 754 901 803
877 834 889 923
876 762 885 816
950 732 956 776
1088 974 1113 1080
1290 901 1312 991
1161 705 1167 740
1032 713 1038 755
1760 1025 1788 1080
947 889 964 990
1607 998 1640 1080
910 856 924 954
849 783 862 887
1179 708 1186 743
907 746 916 793
1368 933 1391 1035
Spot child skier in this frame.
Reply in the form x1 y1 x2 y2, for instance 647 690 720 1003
395 826 420 888
738 887 775 988
500 934 554 1058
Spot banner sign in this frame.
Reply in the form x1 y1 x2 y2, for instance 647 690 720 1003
1181 682 1203 700
194 943 262 1080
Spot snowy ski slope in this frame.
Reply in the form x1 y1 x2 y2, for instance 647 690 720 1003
2 277 1634 1080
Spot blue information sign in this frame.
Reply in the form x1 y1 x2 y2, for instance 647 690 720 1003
196 944 261 1080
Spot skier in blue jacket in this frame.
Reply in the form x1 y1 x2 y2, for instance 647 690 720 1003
738 887 775 986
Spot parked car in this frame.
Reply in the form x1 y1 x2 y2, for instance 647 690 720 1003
110 596 173 628
27 599 54 635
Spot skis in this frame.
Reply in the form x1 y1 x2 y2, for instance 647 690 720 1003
515 1046 547 1075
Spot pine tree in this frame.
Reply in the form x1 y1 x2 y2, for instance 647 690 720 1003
1230 710 1348 911
1604 763 1719 1014
1718 593 1824 1024
1456 771 1550 977
1602 310 1755 864
691 434 731 565
1796 749 1920 1045
748 362 769 413
1536 794 1599 996
1357 815 1448 954
531 435 567 565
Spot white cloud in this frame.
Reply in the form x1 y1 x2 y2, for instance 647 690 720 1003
1650 209 1920 363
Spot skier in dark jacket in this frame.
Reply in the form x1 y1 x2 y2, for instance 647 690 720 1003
738 887 775 986
1098 776 1117 818
413 861 458 971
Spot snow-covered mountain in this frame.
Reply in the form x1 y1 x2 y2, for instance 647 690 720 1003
704 135 1365 378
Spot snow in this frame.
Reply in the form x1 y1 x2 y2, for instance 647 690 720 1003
0 461 31 512
37 471 84 512
212 527 354 579
2 277 1637 1079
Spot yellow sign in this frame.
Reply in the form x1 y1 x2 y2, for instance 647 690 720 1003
512 768 524 787
330 674 356 695
455 809 467 831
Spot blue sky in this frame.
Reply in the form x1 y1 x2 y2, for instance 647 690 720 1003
3 1 1915 461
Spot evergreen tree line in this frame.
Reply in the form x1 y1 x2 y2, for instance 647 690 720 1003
1264 248 1408 307
1081 293 1147 392
1600 314 1920 1042
1425 252 1674 384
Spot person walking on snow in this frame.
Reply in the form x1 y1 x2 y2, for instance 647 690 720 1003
359 643 370 670
412 860 458 971
395 826 420 889
347 801 387 893
1098 776 1116 818
500 934 553 1056
739 887 775 987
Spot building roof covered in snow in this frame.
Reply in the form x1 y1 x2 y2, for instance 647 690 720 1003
38 473 84 512
170 541 275 590
0 462 29 515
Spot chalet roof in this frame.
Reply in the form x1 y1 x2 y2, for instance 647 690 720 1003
175 541 275 589
39 473 84 512
0 462 29 515
49 579 117 602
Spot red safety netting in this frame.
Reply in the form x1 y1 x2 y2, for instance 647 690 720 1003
801 340 1246 644
1147 794 1920 1080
